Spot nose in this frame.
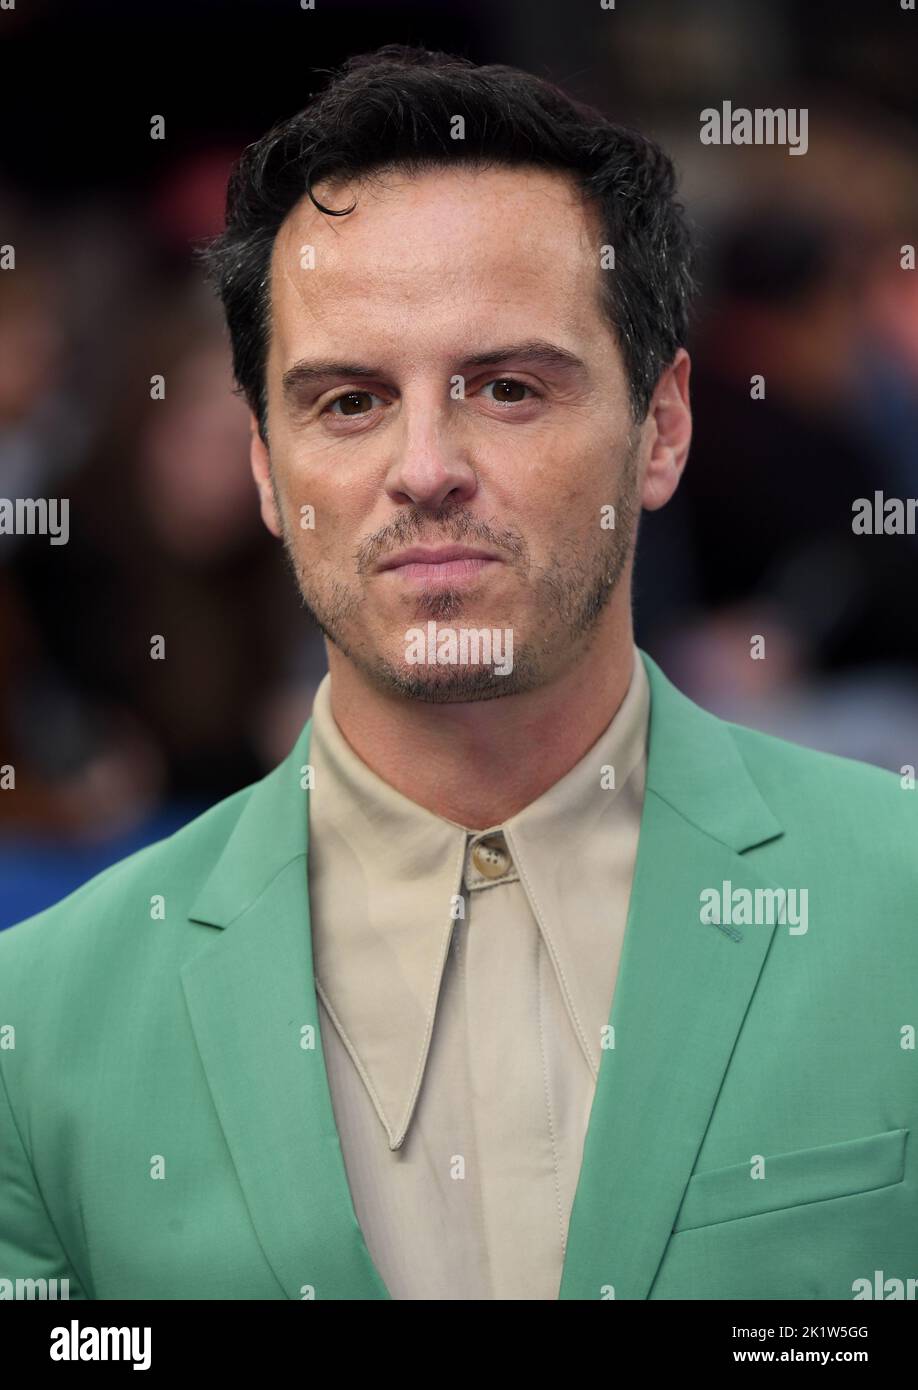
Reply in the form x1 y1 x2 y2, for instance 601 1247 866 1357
383 391 479 510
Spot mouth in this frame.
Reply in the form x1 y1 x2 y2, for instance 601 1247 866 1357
375 546 502 586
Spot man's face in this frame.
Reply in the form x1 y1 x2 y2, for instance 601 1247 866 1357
254 163 653 702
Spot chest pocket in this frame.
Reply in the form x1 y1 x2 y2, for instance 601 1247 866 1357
673 1128 908 1233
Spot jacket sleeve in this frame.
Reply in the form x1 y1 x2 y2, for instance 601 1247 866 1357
0 1055 89 1299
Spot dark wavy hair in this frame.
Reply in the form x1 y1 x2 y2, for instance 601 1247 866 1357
196 44 697 442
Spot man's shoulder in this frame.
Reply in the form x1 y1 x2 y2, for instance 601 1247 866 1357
725 711 912 796
645 652 916 838
723 714 918 867
0 778 256 983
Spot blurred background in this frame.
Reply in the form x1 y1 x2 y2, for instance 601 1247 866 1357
1 0 916 926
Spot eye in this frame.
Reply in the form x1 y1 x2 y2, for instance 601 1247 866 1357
325 390 385 417
479 378 539 405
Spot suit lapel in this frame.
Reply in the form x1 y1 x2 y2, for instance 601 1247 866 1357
182 727 390 1301
180 649 786 1302
559 651 786 1299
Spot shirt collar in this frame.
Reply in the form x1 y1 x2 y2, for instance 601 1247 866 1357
307 645 650 1148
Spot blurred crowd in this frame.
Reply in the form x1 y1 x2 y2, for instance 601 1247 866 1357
0 154 325 920
635 110 918 766
1 77 917 926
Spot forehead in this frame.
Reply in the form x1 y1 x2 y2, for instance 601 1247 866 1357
267 164 606 362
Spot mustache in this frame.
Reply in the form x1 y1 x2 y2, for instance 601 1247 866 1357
356 511 527 575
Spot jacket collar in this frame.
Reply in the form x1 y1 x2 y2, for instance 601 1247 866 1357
183 648 784 1300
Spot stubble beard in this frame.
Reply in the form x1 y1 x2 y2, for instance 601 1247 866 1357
274 436 642 704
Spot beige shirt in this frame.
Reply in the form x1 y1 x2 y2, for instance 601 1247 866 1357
307 646 650 1300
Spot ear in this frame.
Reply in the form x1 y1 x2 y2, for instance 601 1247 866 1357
640 347 692 512
249 412 283 538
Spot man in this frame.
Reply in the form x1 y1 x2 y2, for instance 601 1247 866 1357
1 45 916 1302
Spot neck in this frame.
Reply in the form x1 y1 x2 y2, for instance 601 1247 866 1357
325 603 637 830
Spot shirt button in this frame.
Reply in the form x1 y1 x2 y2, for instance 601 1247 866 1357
471 834 512 879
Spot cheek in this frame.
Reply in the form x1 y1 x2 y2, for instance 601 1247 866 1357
269 449 337 538
278 437 374 509
528 464 606 534
279 482 371 583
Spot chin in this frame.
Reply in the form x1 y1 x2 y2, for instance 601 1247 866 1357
368 657 509 702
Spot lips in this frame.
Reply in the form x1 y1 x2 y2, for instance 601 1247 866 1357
376 545 500 573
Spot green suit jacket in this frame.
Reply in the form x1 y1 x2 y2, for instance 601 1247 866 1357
1 649 916 1300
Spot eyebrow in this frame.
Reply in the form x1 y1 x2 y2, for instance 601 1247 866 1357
280 340 587 402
